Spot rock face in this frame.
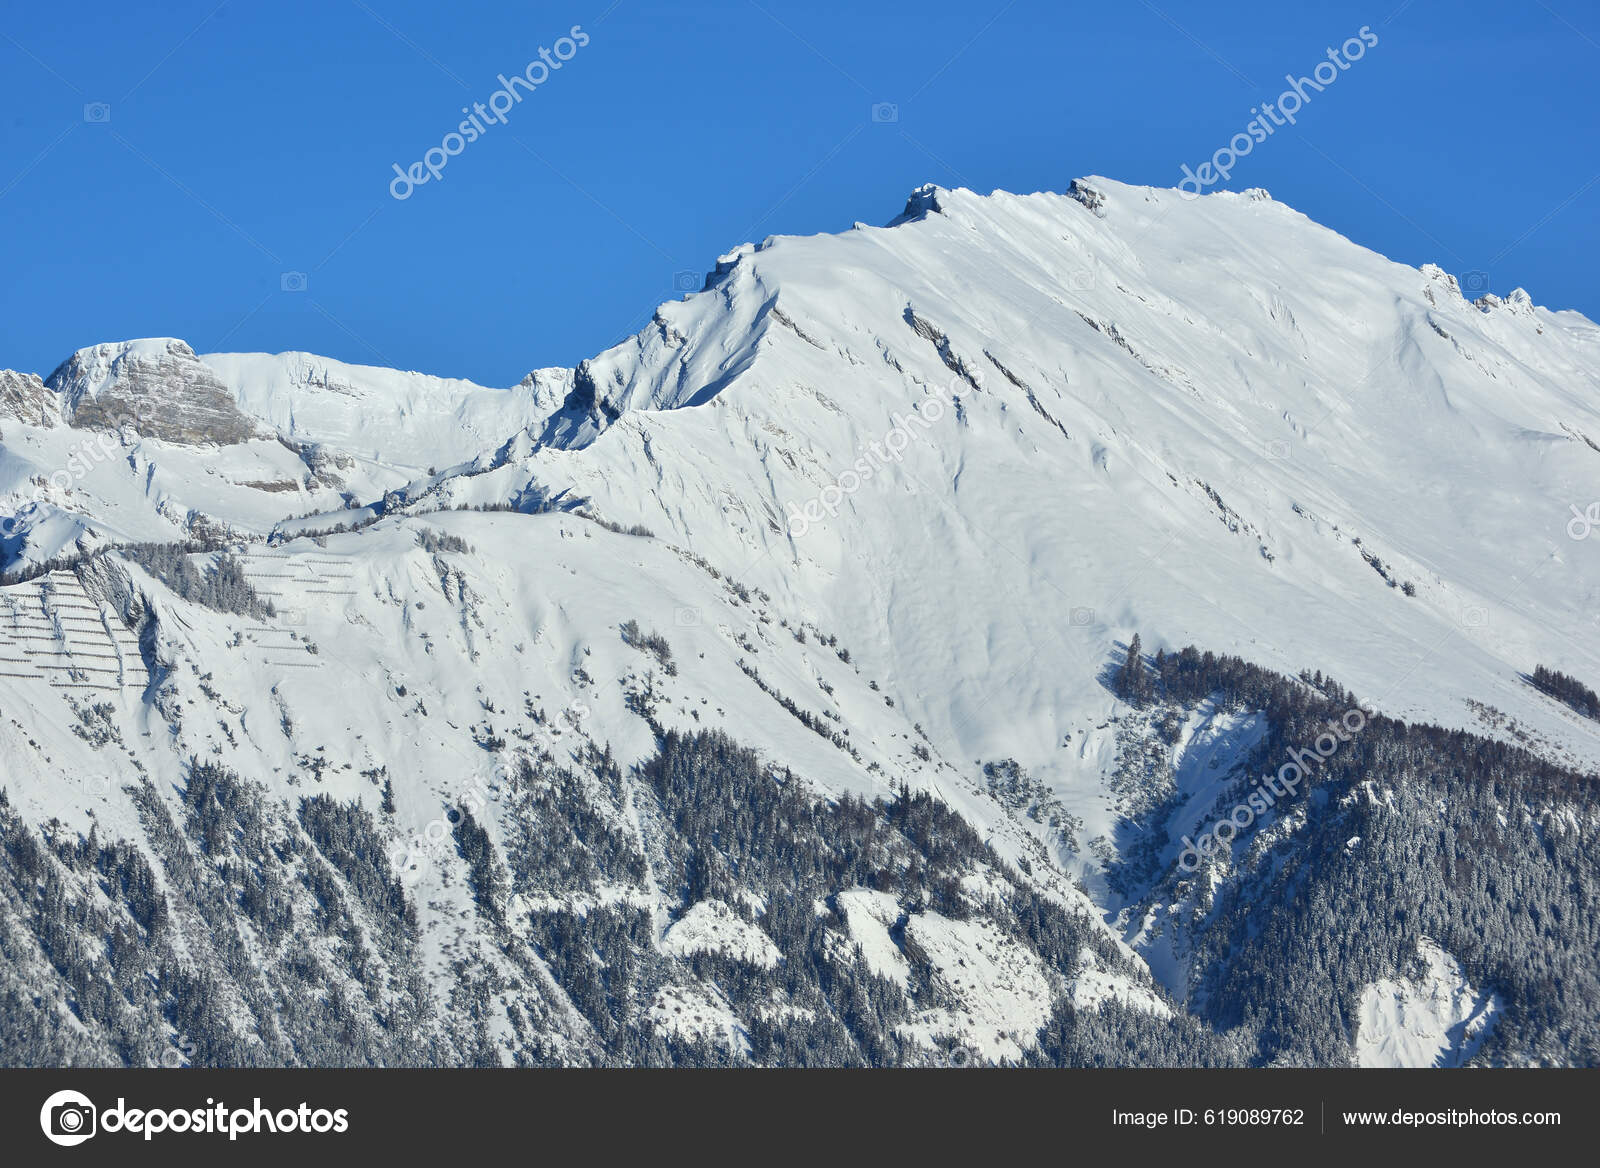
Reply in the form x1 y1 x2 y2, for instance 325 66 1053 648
0 369 58 428
45 338 259 445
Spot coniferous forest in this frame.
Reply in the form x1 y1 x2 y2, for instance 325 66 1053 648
2 646 1597 1066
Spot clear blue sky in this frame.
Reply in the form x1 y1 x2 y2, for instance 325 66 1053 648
2 0 1595 386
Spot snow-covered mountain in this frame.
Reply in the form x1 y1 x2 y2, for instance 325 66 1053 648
2 178 1597 1068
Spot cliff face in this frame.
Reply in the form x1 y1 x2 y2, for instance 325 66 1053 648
0 369 58 429
46 338 260 445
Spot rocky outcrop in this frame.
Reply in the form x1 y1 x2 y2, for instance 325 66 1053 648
0 369 58 428
45 338 260 445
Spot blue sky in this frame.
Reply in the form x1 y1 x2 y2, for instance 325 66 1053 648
1 0 1595 386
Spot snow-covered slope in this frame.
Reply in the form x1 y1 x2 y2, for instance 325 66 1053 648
200 350 570 469
406 177 1600 852
14 182 1600 750
1355 937 1499 1068
2 177 1597 1067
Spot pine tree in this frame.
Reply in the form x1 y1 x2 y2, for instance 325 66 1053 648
1119 634 1146 703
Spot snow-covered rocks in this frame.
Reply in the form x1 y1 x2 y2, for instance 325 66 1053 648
1069 947 1172 1019
0 369 57 428
1355 938 1500 1068
899 913 1055 1064
661 900 781 969
833 888 911 986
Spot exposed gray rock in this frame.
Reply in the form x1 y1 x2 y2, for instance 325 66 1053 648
1067 178 1106 217
0 369 58 428
45 338 260 446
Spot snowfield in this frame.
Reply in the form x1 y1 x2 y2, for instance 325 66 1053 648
1355 938 1500 1068
661 899 781 969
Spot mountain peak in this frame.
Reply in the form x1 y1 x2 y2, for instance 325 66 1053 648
45 336 259 445
3 172 1600 1072
894 182 951 223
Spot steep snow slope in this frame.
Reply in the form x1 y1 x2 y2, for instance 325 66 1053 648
0 507 1123 1063
452 178 1600 826
8 176 1600 882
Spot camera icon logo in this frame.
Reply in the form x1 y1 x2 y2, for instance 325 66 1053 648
672 270 701 293
1264 439 1291 460
40 1090 97 1146
1069 606 1095 627
1460 270 1490 295
281 271 308 293
1067 270 1094 292
870 102 899 124
279 607 307 627
674 606 701 628
83 102 111 124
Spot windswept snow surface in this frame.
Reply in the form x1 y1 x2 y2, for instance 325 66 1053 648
200 351 568 468
1355 938 1500 1067
661 899 781 969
